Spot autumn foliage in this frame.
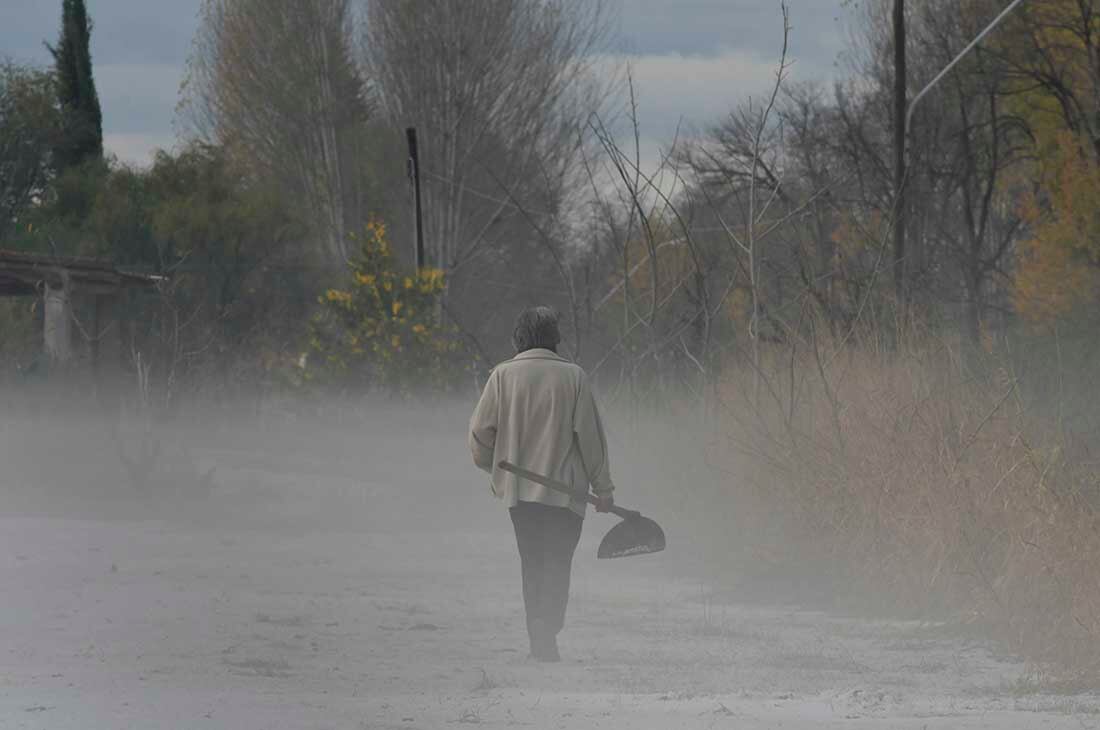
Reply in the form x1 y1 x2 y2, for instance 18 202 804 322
1015 133 1100 321
1002 1 1100 323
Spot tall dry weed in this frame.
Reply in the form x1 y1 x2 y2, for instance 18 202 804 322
713 329 1100 681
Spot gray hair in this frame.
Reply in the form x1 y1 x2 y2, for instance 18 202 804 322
512 306 561 353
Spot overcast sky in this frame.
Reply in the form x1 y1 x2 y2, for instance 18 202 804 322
1 0 854 167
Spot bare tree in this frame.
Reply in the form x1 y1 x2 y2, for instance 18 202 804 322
183 0 371 266
795 0 1026 345
361 0 613 281
912 0 1027 345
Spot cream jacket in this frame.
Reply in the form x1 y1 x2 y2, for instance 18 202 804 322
468 348 614 517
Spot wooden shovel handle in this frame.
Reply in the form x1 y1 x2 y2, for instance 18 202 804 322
496 461 637 520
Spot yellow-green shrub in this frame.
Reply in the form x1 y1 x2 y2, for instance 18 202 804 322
308 219 469 394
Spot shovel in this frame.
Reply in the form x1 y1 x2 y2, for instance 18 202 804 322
497 461 665 559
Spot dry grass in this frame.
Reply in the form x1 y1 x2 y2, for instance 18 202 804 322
712 329 1100 683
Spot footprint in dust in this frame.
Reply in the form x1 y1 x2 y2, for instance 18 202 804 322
254 612 308 628
223 657 294 678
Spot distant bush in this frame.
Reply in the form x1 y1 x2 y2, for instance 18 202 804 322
0 297 40 378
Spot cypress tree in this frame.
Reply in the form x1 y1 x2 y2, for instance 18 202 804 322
47 0 103 170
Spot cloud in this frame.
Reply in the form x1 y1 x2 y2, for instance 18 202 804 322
1 1 200 68
95 64 184 108
617 0 848 60
4 1 851 176
602 48 827 171
104 133 178 168
95 63 185 132
621 48 791 137
592 47 832 189
93 63 185 166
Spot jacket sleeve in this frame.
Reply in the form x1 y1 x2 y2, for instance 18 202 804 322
574 371 614 498
468 370 499 473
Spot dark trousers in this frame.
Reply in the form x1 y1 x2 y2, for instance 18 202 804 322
509 501 583 645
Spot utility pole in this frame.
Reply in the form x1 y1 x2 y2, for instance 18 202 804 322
893 0 907 313
406 127 426 270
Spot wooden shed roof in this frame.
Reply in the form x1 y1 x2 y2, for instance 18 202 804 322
0 249 164 297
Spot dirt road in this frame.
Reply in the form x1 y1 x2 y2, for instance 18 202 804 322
2 417 1099 729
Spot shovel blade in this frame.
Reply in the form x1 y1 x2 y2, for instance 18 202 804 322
597 515 665 559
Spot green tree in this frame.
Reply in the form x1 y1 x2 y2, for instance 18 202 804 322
144 143 307 328
83 144 312 399
47 0 103 171
0 61 60 245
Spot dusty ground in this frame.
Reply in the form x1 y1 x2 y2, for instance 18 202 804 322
3 408 1100 729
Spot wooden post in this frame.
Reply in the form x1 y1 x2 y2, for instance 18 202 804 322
118 289 129 373
893 0 907 314
91 294 101 380
406 127 426 270
43 276 72 365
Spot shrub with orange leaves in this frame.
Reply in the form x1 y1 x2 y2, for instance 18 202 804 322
1014 132 1100 322
308 218 469 394
994 0 1100 324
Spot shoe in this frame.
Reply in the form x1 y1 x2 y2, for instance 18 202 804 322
532 632 560 662
527 619 543 655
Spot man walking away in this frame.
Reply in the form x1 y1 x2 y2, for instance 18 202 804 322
468 306 615 662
